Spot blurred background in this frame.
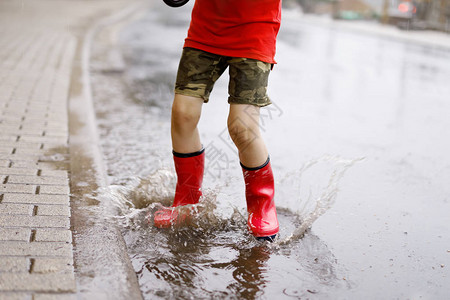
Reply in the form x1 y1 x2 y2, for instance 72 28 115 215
284 0 450 31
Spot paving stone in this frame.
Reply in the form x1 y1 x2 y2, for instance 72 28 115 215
26 101 50 108
0 228 31 242
0 203 32 215
42 131 68 138
36 205 70 217
0 135 19 142
38 185 70 195
0 292 31 300
0 116 23 123
0 121 21 128
0 122 20 129
33 293 76 300
32 258 73 274
0 133 20 140
36 162 69 171
35 229 71 243
25 105 48 112
0 167 38 176
2 194 69 205
9 160 39 168
0 184 37 194
0 130 20 138
13 148 45 155
39 145 69 155
19 136 67 144
8 176 68 186
18 129 45 136
0 147 14 155
2 107 26 114
2 142 42 150
0 0 144 296
0 215 69 228
42 122 68 129
20 124 46 132
0 273 75 292
23 114 47 121
45 119 68 127
20 121 46 128
3 154 40 161
0 141 40 148
38 169 68 178
0 242 72 257
0 257 28 272
0 160 10 167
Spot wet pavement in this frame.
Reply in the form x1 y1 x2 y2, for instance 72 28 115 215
0 0 144 299
90 3 450 299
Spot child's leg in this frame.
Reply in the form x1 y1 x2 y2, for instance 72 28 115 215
227 103 279 240
154 48 227 228
153 93 204 228
226 57 279 240
171 48 227 154
227 104 268 167
171 93 204 153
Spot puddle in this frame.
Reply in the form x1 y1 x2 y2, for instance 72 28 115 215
94 154 357 298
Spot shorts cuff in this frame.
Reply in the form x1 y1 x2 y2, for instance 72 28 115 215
228 96 272 107
174 89 209 103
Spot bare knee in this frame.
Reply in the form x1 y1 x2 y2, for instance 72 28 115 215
171 95 202 132
228 120 258 151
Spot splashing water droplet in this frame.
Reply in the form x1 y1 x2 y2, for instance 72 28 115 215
275 155 363 245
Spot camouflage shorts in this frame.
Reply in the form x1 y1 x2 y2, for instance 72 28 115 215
175 47 272 107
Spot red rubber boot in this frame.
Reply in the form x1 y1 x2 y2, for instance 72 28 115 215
242 157 279 241
154 148 205 228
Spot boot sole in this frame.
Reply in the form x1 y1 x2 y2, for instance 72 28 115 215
256 234 277 242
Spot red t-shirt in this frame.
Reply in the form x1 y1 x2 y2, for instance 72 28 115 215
184 0 282 64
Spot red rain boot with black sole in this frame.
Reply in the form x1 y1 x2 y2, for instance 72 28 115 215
241 157 279 241
154 148 205 228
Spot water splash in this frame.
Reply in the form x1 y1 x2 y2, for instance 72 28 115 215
276 156 362 245
98 169 176 228
99 156 361 244
95 156 359 298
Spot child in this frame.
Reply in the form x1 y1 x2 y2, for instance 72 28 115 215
154 0 281 240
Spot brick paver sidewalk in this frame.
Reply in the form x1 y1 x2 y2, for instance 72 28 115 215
0 1 142 299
